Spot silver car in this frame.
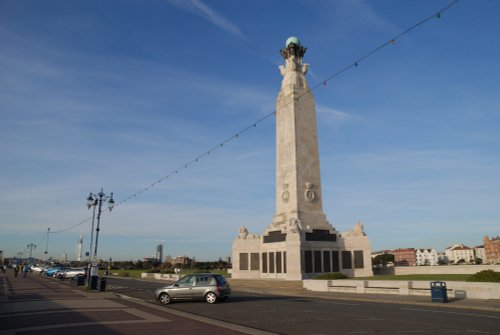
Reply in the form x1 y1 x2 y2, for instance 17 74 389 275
61 268 86 279
155 273 231 304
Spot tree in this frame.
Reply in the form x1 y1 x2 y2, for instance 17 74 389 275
438 259 448 265
160 262 172 269
373 253 395 267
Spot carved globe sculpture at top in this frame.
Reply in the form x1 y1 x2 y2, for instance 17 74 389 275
281 36 306 60
286 36 301 48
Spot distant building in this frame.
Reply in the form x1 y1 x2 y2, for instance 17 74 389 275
155 244 163 264
415 248 438 266
474 245 486 263
76 233 83 262
483 236 500 264
444 244 474 264
171 255 195 268
392 248 416 266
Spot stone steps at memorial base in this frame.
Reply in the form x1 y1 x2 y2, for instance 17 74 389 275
229 279 305 292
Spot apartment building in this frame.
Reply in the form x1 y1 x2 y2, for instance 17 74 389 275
415 248 438 266
392 248 416 266
483 235 500 264
444 244 474 264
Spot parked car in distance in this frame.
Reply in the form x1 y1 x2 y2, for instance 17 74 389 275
155 273 231 305
52 268 71 278
60 268 86 279
45 267 64 277
30 265 46 273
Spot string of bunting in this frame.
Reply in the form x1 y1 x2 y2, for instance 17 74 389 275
45 0 458 236
49 217 93 234
116 0 458 207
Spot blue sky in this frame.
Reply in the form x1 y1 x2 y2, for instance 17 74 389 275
1 0 499 262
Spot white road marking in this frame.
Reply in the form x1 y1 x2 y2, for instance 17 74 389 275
401 308 500 320
316 300 359 306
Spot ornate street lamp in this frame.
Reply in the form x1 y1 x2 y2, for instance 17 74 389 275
86 188 114 290
44 228 50 257
86 188 114 259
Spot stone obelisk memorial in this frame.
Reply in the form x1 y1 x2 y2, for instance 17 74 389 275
232 37 372 280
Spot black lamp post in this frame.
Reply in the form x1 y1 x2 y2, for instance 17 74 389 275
86 188 115 259
86 188 114 289
44 228 50 258
26 243 37 258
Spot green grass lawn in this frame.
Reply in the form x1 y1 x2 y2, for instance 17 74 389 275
357 274 471 281
104 269 145 278
104 269 230 278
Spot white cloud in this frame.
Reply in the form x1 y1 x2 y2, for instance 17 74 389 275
348 0 399 35
166 0 248 40
317 105 354 125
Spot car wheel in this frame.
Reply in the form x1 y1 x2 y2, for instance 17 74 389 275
205 292 217 304
159 293 172 305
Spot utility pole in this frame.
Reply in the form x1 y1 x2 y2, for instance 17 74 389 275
45 228 50 258
26 243 37 258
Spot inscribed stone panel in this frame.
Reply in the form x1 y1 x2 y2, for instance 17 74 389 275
314 250 322 273
332 251 339 272
239 253 249 270
305 230 337 241
276 251 282 273
263 231 287 243
354 250 364 269
269 252 275 273
251 253 260 270
304 250 313 273
323 251 331 273
283 252 287 273
262 253 268 273
342 251 352 269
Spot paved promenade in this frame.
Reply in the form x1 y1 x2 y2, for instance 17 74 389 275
0 270 276 335
2 270 499 335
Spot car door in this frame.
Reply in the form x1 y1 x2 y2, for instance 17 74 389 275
191 275 211 299
170 275 195 299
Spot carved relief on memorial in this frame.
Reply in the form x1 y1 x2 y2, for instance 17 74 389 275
281 183 290 203
238 226 249 239
304 182 316 203
288 218 302 234
342 222 366 237
238 225 259 239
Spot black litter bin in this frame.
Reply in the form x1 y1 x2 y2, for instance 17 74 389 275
90 276 98 290
430 281 448 303
99 277 107 292
76 274 85 286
